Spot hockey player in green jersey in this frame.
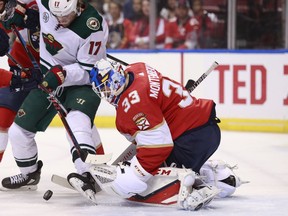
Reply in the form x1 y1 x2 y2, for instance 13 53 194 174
1 0 108 202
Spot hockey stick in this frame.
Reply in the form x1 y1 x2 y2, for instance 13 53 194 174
107 54 128 66
6 53 26 71
10 25 112 165
106 54 218 93
185 61 219 93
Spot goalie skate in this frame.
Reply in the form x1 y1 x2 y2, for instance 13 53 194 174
67 172 100 204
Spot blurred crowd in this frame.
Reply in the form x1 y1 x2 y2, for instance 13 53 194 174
89 0 221 50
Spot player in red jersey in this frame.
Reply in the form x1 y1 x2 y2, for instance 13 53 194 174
0 0 40 162
88 59 225 210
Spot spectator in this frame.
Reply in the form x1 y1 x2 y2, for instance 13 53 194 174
160 0 177 21
106 0 132 49
192 0 217 48
130 0 166 49
164 0 199 49
123 0 142 21
88 0 104 13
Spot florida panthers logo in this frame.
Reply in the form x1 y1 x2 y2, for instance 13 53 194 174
28 28 40 52
42 33 63 55
133 113 150 130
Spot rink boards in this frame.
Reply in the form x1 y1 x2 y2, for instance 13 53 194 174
1 50 287 133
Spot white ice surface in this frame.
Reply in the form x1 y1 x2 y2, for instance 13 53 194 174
0 128 288 216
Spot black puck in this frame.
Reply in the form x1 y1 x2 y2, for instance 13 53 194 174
43 190 53 201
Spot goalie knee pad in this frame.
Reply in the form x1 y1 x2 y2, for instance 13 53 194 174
199 159 242 198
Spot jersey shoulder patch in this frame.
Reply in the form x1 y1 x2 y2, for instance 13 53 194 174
69 5 104 39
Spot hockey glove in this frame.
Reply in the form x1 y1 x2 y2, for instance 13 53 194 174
10 72 38 92
42 65 66 91
25 68 43 84
24 9 39 30
0 28 9 57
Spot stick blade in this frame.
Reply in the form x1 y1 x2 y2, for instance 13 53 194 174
51 174 75 190
84 153 113 164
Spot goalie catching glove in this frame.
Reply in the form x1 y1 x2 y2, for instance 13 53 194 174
41 65 66 91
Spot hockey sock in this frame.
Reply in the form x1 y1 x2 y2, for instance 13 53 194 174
0 107 16 162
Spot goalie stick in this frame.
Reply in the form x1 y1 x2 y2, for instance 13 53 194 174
107 54 128 66
185 61 219 93
10 25 112 165
51 143 137 190
6 53 26 71
106 55 219 93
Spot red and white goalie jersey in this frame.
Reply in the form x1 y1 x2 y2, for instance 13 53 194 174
115 62 214 175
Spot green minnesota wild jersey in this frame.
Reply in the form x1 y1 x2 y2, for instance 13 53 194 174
36 0 108 87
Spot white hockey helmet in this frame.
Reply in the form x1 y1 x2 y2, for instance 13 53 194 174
49 0 78 17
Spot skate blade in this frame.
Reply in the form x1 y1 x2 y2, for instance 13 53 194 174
0 185 37 191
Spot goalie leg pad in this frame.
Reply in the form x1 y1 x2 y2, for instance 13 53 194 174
90 157 151 198
199 159 244 198
179 186 219 211
177 168 219 211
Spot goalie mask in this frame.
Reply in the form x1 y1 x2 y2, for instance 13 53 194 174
0 0 17 22
90 59 126 107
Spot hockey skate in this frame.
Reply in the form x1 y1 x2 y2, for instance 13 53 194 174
67 172 100 204
1 160 43 190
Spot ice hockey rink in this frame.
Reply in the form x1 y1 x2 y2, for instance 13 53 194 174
0 127 288 216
